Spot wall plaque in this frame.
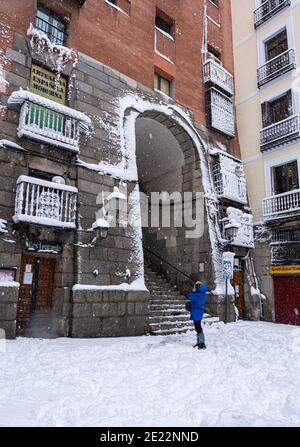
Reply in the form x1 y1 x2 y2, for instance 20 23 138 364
29 64 67 104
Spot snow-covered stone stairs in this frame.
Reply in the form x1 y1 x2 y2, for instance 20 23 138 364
144 266 219 335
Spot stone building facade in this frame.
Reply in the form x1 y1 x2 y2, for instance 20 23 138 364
0 0 260 339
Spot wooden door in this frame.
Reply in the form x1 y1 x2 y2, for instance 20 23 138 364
17 255 56 337
232 271 245 319
274 276 300 325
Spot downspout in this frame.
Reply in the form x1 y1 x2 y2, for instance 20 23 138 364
240 249 264 320
201 0 208 66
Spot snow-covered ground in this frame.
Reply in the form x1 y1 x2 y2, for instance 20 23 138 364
1 321 300 427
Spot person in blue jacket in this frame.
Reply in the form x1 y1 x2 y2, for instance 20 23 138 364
187 281 209 349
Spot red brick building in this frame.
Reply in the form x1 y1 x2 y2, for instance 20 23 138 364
0 0 259 339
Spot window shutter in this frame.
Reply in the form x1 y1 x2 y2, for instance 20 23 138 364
261 102 270 128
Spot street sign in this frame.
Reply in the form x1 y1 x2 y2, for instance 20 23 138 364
223 252 234 280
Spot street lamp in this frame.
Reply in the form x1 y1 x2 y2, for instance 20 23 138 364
92 218 109 241
224 222 240 241
106 186 127 225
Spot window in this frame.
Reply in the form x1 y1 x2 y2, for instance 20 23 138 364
261 90 292 128
154 74 171 96
29 169 57 182
105 0 131 15
36 5 66 45
265 29 288 61
210 0 219 6
273 161 299 195
155 10 173 37
207 46 222 65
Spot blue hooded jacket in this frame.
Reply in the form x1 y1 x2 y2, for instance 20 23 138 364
187 283 208 321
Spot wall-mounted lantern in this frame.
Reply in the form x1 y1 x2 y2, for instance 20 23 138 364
92 218 109 241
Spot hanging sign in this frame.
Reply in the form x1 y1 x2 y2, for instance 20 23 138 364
29 64 67 104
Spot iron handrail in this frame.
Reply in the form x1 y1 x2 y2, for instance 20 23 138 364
143 244 194 285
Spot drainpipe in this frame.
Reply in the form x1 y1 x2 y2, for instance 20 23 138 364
240 249 264 320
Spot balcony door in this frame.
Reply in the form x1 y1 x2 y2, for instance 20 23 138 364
17 255 56 337
262 90 292 128
265 29 288 61
272 160 299 195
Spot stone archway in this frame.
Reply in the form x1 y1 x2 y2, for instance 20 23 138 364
134 111 207 292
119 95 233 319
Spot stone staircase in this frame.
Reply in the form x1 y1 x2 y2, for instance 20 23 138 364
144 265 219 335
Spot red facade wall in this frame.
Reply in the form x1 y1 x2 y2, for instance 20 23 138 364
0 0 239 153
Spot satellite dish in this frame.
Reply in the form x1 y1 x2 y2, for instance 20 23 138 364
52 176 66 185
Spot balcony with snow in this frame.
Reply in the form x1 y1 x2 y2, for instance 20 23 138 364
221 207 254 249
206 88 235 137
254 0 291 29
212 151 247 205
203 59 234 96
260 114 300 152
257 49 296 88
270 228 300 265
8 91 91 153
263 189 300 220
13 176 77 230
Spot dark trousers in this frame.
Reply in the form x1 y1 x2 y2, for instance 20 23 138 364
194 320 203 334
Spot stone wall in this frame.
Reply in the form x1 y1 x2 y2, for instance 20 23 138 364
71 289 149 337
0 286 18 339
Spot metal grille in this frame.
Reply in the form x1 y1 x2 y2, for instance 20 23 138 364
257 49 296 87
36 5 66 45
254 0 291 29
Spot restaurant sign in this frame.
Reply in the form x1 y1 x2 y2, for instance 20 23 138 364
269 265 300 275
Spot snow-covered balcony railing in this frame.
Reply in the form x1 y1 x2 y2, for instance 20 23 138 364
220 208 254 248
8 90 91 153
212 151 247 204
206 88 235 137
260 114 300 152
263 189 300 219
203 60 234 96
254 0 291 29
13 176 77 229
271 228 300 264
154 27 175 63
257 49 296 87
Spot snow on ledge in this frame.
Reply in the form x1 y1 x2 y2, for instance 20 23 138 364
0 281 20 288
104 0 129 16
72 278 148 292
0 139 27 151
16 175 78 193
8 90 91 127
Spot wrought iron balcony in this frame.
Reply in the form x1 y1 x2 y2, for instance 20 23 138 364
254 0 291 29
13 176 77 229
8 90 91 153
263 189 300 219
257 49 296 87
206 88 235 137
204 60 234 96
260 114 300 151
271 229 300 264
212 152 247 204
